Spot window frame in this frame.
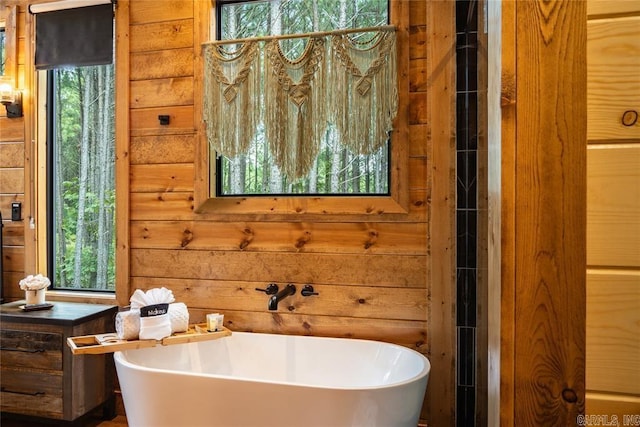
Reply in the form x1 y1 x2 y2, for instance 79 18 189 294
29 4 122 298
44 66 116 292
193 0 410 218
0 6 17 84
213 0 393 198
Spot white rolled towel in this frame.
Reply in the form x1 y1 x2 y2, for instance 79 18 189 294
115 309 140 340
129 287 176 340
139 306 172 340
169 302 189 333
116 303 189 340
129 287 176 309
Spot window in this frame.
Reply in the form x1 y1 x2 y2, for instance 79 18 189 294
32 3 116 291
46 64 115 291
214 0 390 196
0 26 5 75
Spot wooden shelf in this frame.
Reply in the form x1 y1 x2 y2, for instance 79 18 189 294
67 324 232 355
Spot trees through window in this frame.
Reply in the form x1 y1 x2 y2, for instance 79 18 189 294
48 64 115 291
215 0 390 196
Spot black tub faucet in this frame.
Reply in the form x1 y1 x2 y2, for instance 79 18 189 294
268 284 296 311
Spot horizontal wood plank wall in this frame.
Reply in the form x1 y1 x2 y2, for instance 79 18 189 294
1 0 450 422
124 0 449 423
0 5 26 301
586 0 640 419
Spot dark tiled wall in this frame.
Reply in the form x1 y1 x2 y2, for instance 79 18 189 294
455 1 478 426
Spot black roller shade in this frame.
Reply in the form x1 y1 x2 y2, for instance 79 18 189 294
35 4 113 70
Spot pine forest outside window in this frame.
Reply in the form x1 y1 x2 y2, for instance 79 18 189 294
216 0 390 196
47 64 115 291
0 26 6 75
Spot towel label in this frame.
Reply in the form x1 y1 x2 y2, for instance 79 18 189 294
140 303 169 318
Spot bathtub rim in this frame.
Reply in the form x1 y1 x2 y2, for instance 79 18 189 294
114 331 430 392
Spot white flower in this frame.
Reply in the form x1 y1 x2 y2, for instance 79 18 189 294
19 274 51 291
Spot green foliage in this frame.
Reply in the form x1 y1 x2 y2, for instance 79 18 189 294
0 29 6 75
52 64 115 291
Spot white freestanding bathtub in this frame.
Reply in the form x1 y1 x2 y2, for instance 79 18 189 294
114 331 430 427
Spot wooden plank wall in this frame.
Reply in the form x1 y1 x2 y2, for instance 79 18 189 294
1 0 456 423
0 4 26 301
586 0 640 418
485 1 505 426
492 1 587 425
125 0 429 348
123 0 454 424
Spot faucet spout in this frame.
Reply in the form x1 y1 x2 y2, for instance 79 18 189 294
268 284 296 311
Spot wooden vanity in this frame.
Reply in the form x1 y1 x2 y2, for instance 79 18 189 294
0 301 117 422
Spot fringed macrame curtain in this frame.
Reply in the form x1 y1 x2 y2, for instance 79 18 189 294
203 41 261 159
330 31 397 156
203 26 397 180
265 36 326 179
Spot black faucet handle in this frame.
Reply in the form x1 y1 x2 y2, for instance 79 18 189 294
301 285 319 297
256 283 279 295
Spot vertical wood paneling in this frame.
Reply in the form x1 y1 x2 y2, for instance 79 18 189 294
115 0 131 306
513 1 586 425
192 0 208 210
22 6 36 276
500 2 518 423
425 1 456 425
494 1 588 425
476 1 490 424
487 1 515 425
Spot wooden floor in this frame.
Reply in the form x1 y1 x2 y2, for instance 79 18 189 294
0 415 128 427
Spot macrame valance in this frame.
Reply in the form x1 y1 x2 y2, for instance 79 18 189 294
330 30 398 156
203 26 397 180
203 41 261 159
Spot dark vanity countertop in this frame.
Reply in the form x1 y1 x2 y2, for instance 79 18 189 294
0 301 118 326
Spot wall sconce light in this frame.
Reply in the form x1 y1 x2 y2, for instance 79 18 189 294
0 82 23 119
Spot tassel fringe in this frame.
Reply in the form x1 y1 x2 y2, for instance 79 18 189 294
203 28 397 180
